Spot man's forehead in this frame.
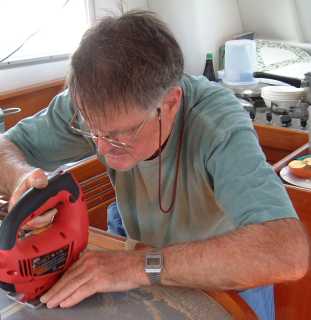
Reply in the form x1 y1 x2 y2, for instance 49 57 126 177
83 108 149 132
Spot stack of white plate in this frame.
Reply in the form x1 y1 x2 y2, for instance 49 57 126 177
261 85 307 109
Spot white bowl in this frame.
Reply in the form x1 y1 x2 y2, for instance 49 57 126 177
261 86 306 101
261 85 306 95
262 96 299 109
263 94 303 102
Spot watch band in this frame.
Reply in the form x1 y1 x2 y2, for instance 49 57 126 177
147 271 161 285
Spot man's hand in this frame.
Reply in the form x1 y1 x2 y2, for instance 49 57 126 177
9 168 48 210
9 168 57 230
40 250 149 308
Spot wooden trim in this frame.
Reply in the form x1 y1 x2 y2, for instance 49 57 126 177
68 156 106 182
68 159 114 230
88 227 126 250
253 124 308 165
208 290 258 320
254 124 308 151
0 79 66 130
0 79 65 100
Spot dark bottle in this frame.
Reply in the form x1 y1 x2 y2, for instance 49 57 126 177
203 53 216 81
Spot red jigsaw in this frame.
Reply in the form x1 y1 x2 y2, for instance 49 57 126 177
0 172 89 305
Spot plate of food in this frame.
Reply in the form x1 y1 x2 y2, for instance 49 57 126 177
280 155 311 189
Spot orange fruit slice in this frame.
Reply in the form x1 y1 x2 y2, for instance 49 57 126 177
288 160 311 179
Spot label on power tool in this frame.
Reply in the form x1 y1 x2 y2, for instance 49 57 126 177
32 245 69 276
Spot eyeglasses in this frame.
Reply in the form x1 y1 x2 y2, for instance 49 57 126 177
69 109 153 150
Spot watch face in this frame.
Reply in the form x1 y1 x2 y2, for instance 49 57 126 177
147 257 161 266
145 253 163 273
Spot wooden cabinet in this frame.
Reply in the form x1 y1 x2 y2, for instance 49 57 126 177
254 124 308 164
68 157 115 230
0 80 64 130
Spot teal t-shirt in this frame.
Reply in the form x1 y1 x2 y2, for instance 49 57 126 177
4 75 298 247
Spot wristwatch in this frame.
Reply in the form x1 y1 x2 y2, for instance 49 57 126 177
144 251 163 285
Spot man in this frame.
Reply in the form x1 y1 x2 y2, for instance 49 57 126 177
0 11 309 320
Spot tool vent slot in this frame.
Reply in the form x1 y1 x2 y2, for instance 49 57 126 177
68 242 74 262
27 259 32 276
18 260 24 277
18 259 32 277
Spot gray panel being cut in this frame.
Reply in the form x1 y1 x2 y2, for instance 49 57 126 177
0 286 232 320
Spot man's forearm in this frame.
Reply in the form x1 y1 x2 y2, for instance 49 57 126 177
0 135 34 196
160 219 309 290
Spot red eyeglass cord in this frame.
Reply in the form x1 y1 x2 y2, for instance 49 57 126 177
157 99 186 214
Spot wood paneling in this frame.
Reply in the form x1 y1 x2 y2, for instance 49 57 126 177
254 124 308 164
81 174 115 230
68 157 115 230
0 79 65 129
67 156 106 182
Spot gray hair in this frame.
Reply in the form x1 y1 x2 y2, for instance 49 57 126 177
68 10 184 122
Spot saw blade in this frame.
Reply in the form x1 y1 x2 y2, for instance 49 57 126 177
7 292 43 309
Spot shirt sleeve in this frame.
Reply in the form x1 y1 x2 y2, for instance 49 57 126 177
204 127 298 227
3 90 96 171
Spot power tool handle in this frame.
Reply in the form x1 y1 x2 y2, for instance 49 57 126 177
0 172 80 250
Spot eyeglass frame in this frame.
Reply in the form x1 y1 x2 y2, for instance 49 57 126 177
69 108 157 150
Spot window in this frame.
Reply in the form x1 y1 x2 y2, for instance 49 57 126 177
0 0 88 68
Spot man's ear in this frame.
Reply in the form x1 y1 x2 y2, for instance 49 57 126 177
163 86 182 117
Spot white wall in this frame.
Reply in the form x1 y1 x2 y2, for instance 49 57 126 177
295 0 311 43
237 0 304 42
126 0 148 11
86 0 148 23
148 0 243 74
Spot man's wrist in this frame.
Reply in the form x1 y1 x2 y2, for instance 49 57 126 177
131 251 151 287
10 168 33 192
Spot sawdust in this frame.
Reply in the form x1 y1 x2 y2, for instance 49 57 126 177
142 287 197 319
0 286 232 319
142 286 232 320
0 302 25 319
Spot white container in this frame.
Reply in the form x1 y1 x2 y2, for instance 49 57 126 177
261 85 307 109
262 96 300 109
261 86 306 98
223 40 258 86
